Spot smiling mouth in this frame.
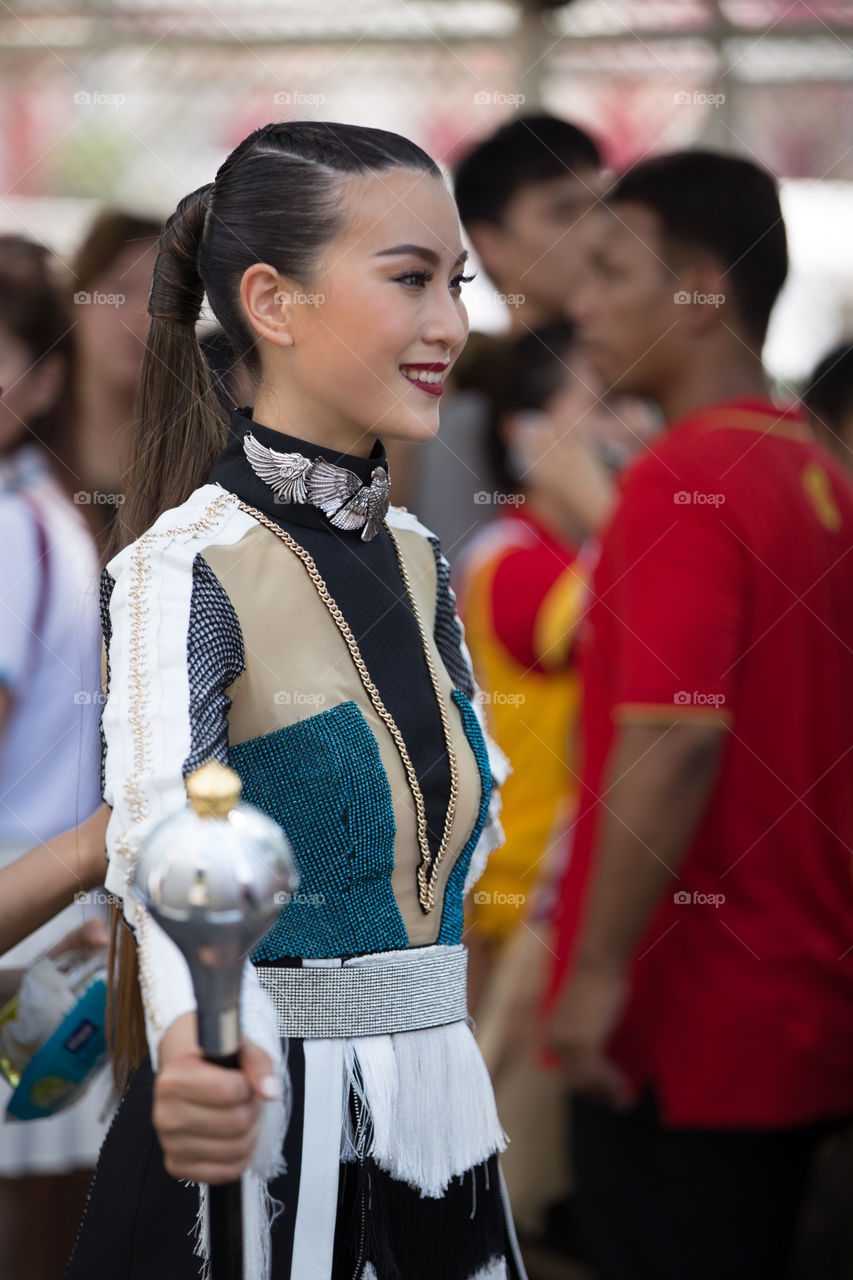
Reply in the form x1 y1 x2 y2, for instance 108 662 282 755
400 365 447 397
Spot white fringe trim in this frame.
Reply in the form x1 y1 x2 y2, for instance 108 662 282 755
463 694 511 898
363 1252 508 1278
192 962 291 1280
340 1015 508 1198
470 1260 510 1280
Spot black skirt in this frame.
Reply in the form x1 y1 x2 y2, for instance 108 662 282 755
64 1041 528 1280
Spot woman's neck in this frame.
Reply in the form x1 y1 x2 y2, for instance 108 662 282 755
252 389 376 459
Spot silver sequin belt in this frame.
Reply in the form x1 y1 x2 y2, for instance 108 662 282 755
255 944 468 1038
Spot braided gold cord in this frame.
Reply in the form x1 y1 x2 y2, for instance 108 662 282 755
237 501 458 913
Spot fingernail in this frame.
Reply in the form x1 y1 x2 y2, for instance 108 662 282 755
260 1074 281 1100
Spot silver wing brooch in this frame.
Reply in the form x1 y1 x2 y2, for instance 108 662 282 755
242 432 391 542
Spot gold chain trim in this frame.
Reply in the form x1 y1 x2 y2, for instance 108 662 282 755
237 501 459 914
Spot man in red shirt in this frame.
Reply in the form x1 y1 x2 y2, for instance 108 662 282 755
547 150 853 1279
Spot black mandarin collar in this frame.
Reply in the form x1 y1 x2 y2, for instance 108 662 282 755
208 406 390 534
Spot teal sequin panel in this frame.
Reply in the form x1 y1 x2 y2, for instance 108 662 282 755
230 701 408 959
437 689 492 944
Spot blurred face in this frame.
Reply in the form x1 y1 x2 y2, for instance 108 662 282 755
0 324 60 455
74 240 157 394
256 169 471 453
475 171 602 316
572 201 684 400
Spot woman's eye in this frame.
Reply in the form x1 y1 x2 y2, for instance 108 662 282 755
395 270 477 291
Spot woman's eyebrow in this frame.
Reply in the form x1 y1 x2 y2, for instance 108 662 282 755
374 244 469 268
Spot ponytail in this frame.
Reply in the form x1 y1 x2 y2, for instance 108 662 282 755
107 184 229 1087
113 183 230 553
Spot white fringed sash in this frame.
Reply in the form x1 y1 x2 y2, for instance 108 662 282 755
336 945 508 1198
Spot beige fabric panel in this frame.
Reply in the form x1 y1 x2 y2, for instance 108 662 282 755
202 521 482 947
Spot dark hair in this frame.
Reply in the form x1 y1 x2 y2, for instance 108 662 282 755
610 149 788 346
803 342 853 435
454 114 600 229
198 326 251 412
484 321 577 492
117 120 441 551
0 235 75 471
71 209 163 294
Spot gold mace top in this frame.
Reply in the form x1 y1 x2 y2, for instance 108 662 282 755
185 760 242 820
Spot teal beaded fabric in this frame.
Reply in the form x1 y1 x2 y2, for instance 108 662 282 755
232 700 407 959
231 694 492 958
437 689 492 945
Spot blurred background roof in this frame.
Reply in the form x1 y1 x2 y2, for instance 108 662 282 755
1 0 851 381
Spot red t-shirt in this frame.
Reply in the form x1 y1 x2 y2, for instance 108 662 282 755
550 398 853 1127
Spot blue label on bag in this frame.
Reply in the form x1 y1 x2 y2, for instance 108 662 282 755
7 979 108 1121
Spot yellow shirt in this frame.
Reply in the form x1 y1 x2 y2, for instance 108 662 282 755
454 507 591 945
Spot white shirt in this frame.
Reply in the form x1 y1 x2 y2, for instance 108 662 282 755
0 444 102 844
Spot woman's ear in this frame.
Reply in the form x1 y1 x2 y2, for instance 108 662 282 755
239 263 297 349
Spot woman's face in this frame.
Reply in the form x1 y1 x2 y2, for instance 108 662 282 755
74 240 157 396
255 168 471 455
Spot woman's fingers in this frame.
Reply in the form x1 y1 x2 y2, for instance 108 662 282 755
238 1037 281 1101
153 1038 277 1183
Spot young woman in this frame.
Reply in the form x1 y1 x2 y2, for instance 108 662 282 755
65 121 527 1280
0 236 116 1280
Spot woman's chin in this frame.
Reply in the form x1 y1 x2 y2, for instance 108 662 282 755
379 409 441 445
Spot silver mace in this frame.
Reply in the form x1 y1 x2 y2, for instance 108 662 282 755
132 760 299 1280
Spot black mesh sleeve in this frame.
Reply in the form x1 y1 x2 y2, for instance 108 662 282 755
183 554 246 776
426 533 475 701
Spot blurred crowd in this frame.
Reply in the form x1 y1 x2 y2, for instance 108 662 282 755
2 112 853 1280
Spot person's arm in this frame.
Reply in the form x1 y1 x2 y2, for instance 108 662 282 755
0 803 109 957
545 457 741 1102
101 502 284 1183
545 719 726 1104
0 917 110 1004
